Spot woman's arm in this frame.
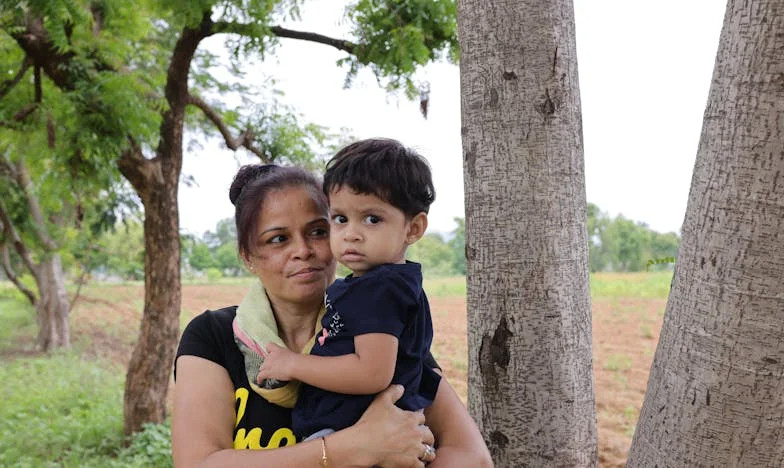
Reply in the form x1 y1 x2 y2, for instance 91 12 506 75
173 355 434 468
258 333 398 394
425 377 494 468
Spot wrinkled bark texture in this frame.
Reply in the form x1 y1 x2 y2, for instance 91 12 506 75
458 0 597 466
35 254 70 351
122 177 182 435
628 1 784 465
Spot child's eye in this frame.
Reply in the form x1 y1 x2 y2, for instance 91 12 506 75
363 215 381 224
332 215 347 224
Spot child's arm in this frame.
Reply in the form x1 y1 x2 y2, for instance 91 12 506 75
257 333 398 395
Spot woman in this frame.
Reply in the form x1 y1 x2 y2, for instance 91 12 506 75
172 164 491 467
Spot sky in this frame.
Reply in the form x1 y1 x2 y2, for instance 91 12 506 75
178 0 727 238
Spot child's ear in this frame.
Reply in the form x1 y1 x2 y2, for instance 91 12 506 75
405 212 428 245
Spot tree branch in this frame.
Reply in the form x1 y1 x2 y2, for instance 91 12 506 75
0 197 40 286
0 103 39 129
34 65 42 103
270 26 356 54
185 94 271 162
117 138 159 197
69 258 90 312
0 56 33 100
211 21 355 54
0 241 37 306
13 158 59 251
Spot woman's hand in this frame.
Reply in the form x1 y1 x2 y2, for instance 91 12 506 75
347 384 437 467
423 378 493 467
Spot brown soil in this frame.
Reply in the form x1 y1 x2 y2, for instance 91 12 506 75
9 283 664 466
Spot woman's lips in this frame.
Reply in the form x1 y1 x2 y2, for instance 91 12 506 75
289 267 323 279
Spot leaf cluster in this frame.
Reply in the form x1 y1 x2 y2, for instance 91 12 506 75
342 0 458 97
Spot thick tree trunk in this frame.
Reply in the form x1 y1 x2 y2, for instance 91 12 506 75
458 1 597 466
35 254 70 351
122 176 182 435
627 1 784 466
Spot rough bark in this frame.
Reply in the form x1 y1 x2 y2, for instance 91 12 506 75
627 1 784 465
35 254 71 351
458 1 597 466
121 175 182 435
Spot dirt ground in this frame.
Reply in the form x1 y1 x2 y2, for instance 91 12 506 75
59 283 664 466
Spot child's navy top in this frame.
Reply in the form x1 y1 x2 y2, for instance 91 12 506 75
291 261 441 439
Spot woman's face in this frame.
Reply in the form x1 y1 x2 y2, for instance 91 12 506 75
244 185 336 309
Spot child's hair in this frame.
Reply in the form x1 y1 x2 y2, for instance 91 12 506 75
323 138 435 217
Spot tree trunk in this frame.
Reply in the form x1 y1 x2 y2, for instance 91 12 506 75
627 1 784 465
458 1 597 466
120 20 201 436
122 176 182 435
35 254 70 351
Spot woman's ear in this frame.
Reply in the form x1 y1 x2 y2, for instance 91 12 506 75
405 212 428 245
240 250 254 271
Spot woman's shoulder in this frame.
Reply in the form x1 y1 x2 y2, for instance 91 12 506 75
188 305 239 329
176 306 239 376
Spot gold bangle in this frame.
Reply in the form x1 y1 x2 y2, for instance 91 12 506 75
320 436 328 467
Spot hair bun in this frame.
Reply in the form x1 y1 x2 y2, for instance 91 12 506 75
229 164 279 206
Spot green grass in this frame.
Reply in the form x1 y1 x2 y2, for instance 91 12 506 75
423 276 466 297
0 354 124 466
0 354 172 467
0 295 36 348
590 271 673 299
0 283 172 467
420 272 671 300
604 353 633 372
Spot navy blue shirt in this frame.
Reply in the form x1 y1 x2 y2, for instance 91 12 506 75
292 262 441 439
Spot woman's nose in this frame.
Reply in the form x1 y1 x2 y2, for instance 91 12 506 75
292 237 313 258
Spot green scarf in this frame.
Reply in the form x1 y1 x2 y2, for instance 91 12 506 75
232 280 324 408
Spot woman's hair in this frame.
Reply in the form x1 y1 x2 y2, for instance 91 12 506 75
323 138 435 217
229 164 328 257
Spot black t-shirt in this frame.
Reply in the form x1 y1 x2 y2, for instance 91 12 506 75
175 307 297 449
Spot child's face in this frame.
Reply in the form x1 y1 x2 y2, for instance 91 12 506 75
328 188 413 276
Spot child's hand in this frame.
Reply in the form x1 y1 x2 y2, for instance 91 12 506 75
257 343 298 383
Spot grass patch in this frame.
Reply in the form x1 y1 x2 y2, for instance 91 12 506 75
590 272 672 299
604 353 633 372
0 284 37 349
0 354 124 466
423 276 466 297
0 354 172 467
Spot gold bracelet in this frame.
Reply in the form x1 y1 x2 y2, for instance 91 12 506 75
320 436 328 467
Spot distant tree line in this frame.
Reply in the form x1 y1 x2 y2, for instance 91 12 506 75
587 203 679 272
39 204 678 282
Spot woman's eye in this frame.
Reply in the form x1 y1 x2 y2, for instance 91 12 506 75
310 227 329 237
268 235 287 244
363 215 381 224
332 215 347 224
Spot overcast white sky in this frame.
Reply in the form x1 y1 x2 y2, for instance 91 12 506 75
178 0 727 238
